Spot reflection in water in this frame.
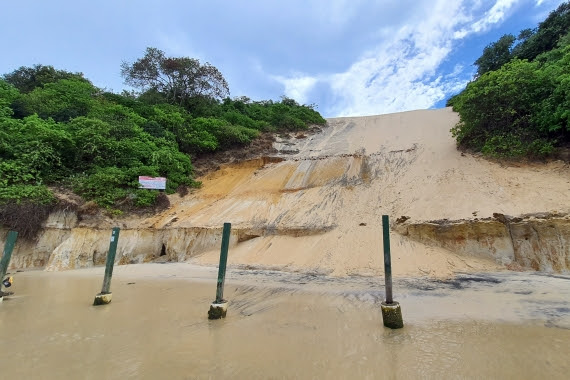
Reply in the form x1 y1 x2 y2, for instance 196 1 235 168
1 270 569 379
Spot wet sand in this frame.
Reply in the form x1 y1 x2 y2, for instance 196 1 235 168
1 264 569 379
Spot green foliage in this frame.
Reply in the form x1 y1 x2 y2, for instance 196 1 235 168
479 134 554 158
513 2 570 61
0 184 55 205
451 49 569 157
474 34 516 77
72 167 130 207
2 64 88 93
0 80 19 117
451 3 570 158
473 2 570 77
23 79 97 121
121 47 230 105
219 96 325 132
132 189 158 207
0 54 326 210
188 117 259 150
0 115 75 184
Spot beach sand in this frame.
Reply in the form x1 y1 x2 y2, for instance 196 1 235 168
1 264 569 379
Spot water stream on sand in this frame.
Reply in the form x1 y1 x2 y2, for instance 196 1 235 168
1 266 569 379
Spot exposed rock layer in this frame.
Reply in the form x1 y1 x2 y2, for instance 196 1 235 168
394 213 570 272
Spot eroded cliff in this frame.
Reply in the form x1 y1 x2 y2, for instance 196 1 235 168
2 108 569 276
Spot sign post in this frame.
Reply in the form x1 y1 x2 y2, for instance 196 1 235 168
138 176 167 190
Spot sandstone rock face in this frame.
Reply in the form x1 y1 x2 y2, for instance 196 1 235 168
42 227 239 271
395 215 570 272
4 212 566 274
1 210 76 269
510 217 570 272
394 220 515 265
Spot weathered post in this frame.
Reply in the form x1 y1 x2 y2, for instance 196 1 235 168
93 227 120 305
0 231 18 301
381 215 404 329
0 231 18 282
208 222 231 319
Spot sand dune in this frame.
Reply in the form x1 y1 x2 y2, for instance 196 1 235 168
137 107 569 277
6 108 567 276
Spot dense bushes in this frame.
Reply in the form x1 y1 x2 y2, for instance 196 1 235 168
0 54 326 216
449 3 570 158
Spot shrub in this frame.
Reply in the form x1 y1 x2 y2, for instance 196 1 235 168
0 60 327 213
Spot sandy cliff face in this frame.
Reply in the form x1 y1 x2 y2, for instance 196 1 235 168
394 213 570 272
2 108 569 276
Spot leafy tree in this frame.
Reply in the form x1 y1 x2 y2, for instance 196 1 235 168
0 51 327 213
1 115 75 183
2 64 88 93
0 80 19 117
472 3 570 76
19 78 98 121
513 2 570 61
474 34 516 77
121 47 229 106
532 44 570 140
450 2 570 158
451 54 568 157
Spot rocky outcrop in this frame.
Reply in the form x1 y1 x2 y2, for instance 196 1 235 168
43 227 232 271
394 213 570 272
1 209 333 272
508 215 570 272
2 210 568 274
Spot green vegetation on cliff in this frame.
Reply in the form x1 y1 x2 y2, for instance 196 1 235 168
448 2 570 158
0 49 326 213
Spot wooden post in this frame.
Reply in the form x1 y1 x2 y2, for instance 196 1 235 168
93 227 120 305
382 215 393 304
1 231 18 298
0 231 18 282
208 223 231 319
215 223 231 303
381 215 403 328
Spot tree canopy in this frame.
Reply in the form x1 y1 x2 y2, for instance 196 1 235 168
448 2 570 158
3 64 88 94
473 2 570 78
474 34 516 78
0 49 326 226
121 47 230 106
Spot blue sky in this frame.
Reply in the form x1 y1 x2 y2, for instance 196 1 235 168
1 0 566 117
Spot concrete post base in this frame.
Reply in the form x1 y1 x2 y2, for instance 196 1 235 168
208 301 228 319
381 301 404 329
93 292 113 306
0 290 14 302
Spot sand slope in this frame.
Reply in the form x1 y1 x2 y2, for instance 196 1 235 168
132 108 570 277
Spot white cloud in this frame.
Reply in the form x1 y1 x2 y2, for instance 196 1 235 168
469 0 519 33
271 0 524 116
273 74 318 104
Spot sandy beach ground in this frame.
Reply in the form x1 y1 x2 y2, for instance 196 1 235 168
1 264 569 379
